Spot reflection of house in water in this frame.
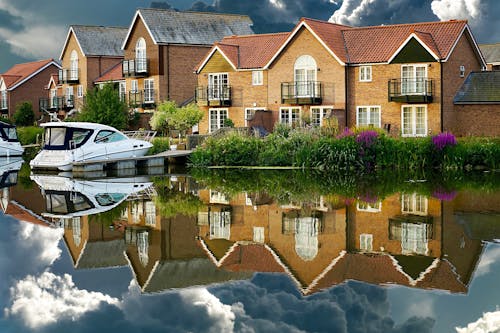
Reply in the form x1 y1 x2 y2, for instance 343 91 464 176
196 188 498 295
197 189 347 294
123 178 251 293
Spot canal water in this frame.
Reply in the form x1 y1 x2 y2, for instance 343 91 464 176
0 160 499 332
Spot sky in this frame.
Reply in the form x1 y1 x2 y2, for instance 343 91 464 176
0 0 499 72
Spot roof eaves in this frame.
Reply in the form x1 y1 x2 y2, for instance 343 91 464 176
121 10 158 51
59 27 85 60
196 44 237 73
8 60 61 91
447 24 487 68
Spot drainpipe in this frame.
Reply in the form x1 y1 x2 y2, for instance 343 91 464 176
166 44 170 101
345 65 349 128
440 60 444 132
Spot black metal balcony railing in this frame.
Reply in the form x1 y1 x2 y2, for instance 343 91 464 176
39 96 74 111
58 69 79 84
122 59 149 77
128 90 156 109
388 79 434 103
195 85 232 106
0 98 8 110
281 81 322 105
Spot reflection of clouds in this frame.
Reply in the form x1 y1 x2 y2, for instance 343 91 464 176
6 272 119 329
475 244 500 277
18 223 63 267
456 309 500 333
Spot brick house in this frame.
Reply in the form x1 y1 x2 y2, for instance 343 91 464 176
196 18 488 136
120 8 254 119
479 43 500 71
0 59 60 119
41 25 128 118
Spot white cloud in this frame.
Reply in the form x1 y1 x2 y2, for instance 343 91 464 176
18 223 64 267
329 0 375 25
456 309 500 333
1 25 65 59
431 0 482 21
475 245 500 278
5 271 119 329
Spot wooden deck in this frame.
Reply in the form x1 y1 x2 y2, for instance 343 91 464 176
72 150 192 176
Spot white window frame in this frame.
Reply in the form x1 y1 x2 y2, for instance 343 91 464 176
252 70 263 85
279 107 301 126
310 106 333 127
401 193 428 216
294 55 317 97
244 107 265 127
131 80 138 93
356 106 381 128
401 64 427 95
459 65 465 78
253 227 265 243
70 50 79 80
360 234 373 251
401 105 427 137
119 81 126 101
77 85 83 98
66 86 74 107
208 73 229 100
359 66 372 82
49 89 57 108
144 79 154 103
357 202 382 213
209 108 228 133
135 38 147 73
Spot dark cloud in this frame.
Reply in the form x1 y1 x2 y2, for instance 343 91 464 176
0 9 23 31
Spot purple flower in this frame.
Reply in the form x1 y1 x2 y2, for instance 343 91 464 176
356 130 379 147
432 189 457 201
432 132 457 151
337 127 354 139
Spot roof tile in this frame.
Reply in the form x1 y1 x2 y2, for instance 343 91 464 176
1 59 57 89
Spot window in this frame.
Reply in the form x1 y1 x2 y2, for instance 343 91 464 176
401 64 427 94
360 234 373 251
294 55 317 97
131 80 138 92
401 193 428 215
66 86 74 107
356 106 381 128
50 89 57 108
209 209 231 240
70 50 78 80
208 73 229 100
77 85 83 98
145 201 156 226
359 66 372 82
95 130 127 143
401 105 427 137
357 202 382 213
460 65 465 77
135 38 147 73
244 107 265 127
1 90 7 109
253 227 265 243
252 70 263 85
209 109 228 133
119 81 126 101
279 107 300 126
311 106 332 127
144 79 154 103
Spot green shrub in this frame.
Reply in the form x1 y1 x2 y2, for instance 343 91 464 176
148 137 171 155
17 126 43 145
13 102 35 126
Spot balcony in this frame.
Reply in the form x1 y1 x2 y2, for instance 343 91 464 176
39 96 74 112
122 59 149 77
195 85 231 107
128 90 156 109
58 69 79 84
388 79 434 103
281 81 322 105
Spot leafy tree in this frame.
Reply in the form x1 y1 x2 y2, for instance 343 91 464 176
149 101 203 139
13 101 34 126
75 83 128 130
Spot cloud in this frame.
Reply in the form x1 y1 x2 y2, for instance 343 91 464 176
431 0 482 21
5 271 119 329
456 309 500 333
475 244 500 277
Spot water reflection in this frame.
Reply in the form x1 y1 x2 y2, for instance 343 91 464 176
3 168 499 331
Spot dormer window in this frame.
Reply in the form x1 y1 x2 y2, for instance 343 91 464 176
135 38 147 73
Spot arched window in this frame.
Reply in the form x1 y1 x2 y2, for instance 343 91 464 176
135 38 147 73
294 216 319 261
294 55 317 97
70 50 78 80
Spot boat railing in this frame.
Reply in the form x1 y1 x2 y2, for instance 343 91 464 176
122 130 157 142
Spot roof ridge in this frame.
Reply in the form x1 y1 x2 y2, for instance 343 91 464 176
138 7 251 19
346 19 467 31
301 17 353 29
223 31 289 39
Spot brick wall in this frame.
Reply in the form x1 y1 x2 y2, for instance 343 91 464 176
451 104 500 136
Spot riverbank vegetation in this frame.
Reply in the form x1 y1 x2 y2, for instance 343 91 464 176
189 126 500 172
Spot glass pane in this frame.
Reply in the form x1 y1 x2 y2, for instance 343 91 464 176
402 107 412 135
47 128 66 146
358 107 367 126
370 107 380 127
416 107 426 135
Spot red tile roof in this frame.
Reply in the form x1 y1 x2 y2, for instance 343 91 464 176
1 59 57 89
94 62 124 83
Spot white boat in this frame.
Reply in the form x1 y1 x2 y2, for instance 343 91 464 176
30 122 153 171
0 157 24 213
30 174 154 219
0 122 24 156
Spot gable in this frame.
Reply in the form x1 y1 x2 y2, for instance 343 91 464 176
200 50 235 74
391 38 438 64
60 32 84 65
122 14 155 50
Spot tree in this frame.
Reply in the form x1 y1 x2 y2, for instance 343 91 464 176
149 101 203 139
13 101 35 126
76 83 128 130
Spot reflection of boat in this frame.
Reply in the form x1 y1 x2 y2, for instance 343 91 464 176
30 122 153 171
0 157 24 212
0 122 24 156
30 174 153 218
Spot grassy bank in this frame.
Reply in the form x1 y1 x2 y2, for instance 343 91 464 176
189 127 500 172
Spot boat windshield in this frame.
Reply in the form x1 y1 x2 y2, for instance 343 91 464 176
43 127 93 150
45 191 94 214
94 130 127 143
0 125 19 142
